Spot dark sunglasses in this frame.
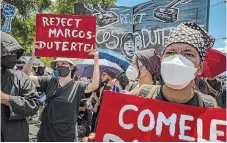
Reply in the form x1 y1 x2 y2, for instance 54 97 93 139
1 50 17 57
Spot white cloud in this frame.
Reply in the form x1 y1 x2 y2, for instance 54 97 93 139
215 47 226 54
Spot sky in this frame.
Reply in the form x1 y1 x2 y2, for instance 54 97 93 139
117 0 226 49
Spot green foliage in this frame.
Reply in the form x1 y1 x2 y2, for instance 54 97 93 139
1 0 53 55
40 57 55 67
54 0 116 14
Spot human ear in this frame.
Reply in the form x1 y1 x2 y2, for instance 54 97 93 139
69 65 74 71
196 61 207 75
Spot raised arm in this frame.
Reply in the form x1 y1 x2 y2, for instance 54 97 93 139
22 42 36 75
22 42 40 87
84 49 100 93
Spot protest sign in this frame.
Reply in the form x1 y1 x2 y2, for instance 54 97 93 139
95 91 227 142
75 0 209 60
36 14 96 58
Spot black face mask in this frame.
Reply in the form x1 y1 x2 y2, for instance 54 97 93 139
36 67 45 76
1 55 18 69
102 78 110 84
99 78 110 88
56 66 70 77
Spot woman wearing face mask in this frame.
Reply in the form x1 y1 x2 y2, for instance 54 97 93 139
125 48 161 94
23 43 100 142
135 22 217 108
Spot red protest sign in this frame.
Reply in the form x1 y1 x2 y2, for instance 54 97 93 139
95 91 227 142
35 14 96 58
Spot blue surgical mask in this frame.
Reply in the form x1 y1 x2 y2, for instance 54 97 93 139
53 71 59 79
39 93 47 103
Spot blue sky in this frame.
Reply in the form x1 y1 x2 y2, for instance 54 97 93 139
117 0 226 49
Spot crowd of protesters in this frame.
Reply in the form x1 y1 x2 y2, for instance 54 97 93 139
1 21 226 142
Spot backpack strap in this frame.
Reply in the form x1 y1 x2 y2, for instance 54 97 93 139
147 85 161 99
194 92 204 107
137 84 217 108
194 90 218 108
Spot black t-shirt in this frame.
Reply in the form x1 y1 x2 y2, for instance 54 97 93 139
36 76 88 142
155 86 200 107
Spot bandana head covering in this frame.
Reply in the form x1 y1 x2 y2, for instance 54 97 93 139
164 22 215 60
135 48 161 74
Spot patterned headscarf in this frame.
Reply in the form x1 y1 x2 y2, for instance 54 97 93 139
164 22 215 60
135 48 161 74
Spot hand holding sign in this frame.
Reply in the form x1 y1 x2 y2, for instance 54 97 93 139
32 41 41 56
36 14 96 58
88 48 99 60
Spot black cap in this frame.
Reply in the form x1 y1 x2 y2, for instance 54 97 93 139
1 32 24 59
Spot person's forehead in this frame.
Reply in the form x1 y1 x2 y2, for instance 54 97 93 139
165 43 198 53
102 72 108 75
56 61 70 64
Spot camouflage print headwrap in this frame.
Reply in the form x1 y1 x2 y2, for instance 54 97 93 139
164 22 215 60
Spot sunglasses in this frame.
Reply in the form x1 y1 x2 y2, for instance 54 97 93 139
1 50 17 57
102 73 108 77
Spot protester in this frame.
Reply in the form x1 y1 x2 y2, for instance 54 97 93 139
1 32 40 142
135 22 218 107
15 56 26 70
77 99 93 141
23 43 100 142
34 63 46 76
82 22 219 142
89 69 119 132
116 73 129 90
99 69 120 95
125 48 161 94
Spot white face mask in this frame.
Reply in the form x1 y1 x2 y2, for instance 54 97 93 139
126 65 139 81
161 54 197 90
